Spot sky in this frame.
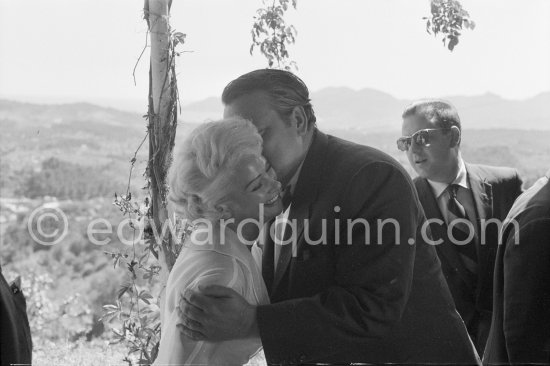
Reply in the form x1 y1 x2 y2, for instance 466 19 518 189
0 0 549 111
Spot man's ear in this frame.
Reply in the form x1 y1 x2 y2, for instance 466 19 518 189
290 106 308 136
450 126 461 147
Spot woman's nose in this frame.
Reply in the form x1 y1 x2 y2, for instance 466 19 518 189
266 176 282 192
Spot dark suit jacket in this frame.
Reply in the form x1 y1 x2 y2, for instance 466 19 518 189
414 164 522 327
256 129 478 364
0 263 33 366
483 171 550 365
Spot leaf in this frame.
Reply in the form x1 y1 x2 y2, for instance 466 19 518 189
448 35 459 51
118 283 133 299
99 311 119 323
141 292 154 300
173 32 186 46
109 338 122 345
139 290 154 305
112 328 123 338
151 341 160 361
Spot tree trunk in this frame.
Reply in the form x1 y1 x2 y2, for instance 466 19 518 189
145 0 178 321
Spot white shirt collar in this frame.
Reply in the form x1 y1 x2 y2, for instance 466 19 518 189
286 136 314 196
427 156 469 199
287 157 304 196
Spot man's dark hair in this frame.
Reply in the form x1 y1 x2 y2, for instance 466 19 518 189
402 99 461 131
222 69 317 128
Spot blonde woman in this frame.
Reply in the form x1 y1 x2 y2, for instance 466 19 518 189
154 118 282 365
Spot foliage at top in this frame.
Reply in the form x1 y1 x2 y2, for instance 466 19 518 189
250 0 298 71
425 0 475 51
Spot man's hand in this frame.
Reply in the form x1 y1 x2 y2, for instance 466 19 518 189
176 285 259 342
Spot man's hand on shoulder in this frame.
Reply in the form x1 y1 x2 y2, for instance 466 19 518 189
176 285 259 343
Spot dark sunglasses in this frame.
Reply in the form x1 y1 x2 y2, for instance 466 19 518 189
396 128 450 151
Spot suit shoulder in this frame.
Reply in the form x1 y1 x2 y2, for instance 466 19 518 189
467 163 520 184
515 186 550 225
326 134 408 175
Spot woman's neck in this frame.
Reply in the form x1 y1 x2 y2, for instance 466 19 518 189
225 220 260 245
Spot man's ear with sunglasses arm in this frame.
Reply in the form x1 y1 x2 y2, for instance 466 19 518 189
449 126 461 148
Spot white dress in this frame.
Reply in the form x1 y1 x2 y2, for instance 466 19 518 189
154 224 270 366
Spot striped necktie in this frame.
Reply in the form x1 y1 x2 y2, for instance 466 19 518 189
261 217 276 293
446 184 478 275
261 186 293 292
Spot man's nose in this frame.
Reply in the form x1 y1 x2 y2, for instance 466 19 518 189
410 140 423 154
275 179 282 191
269 178 282 192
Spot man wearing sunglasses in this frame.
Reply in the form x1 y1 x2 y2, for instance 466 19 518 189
399 99 523 354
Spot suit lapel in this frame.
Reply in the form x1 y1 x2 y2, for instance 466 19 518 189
467 164 493 223
270 129 327 295
416 178 472 286
466 163 494 279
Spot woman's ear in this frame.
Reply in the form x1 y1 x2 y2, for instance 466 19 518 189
450 126 461 147
290 106 308 136
215 203 232 219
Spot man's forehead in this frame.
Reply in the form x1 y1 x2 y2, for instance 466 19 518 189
223 92 274 126
402 114 434 132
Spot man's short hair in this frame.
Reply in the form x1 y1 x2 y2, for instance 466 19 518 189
222 69 317 128
402 99 461 131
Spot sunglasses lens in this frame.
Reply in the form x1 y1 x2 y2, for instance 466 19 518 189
413 130 430 147
397 138 410 151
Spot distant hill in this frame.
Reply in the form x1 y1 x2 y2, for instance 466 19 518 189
0 96 549 199
0 99 144 130
179 88 550 131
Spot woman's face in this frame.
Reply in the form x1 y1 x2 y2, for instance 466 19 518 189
222 154 283 226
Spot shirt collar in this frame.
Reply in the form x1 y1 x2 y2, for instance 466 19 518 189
427 156 469 199
285 136 314 196
286 157 305 196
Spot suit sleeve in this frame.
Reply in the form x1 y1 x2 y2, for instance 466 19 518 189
257 161 418 363
0 271 32 366
503 217 550 363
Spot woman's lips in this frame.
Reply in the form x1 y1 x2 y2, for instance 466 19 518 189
265 193 280 205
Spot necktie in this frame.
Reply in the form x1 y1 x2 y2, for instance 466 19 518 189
262 186 293 292
446 184 478 276
261 217 276 293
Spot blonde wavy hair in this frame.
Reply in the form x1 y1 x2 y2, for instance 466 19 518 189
168 118 263 222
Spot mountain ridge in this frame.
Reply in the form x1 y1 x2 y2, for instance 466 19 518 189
1 87 549 131
178 88 550 131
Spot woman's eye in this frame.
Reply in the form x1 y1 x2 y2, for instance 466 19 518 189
251 182 262 192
